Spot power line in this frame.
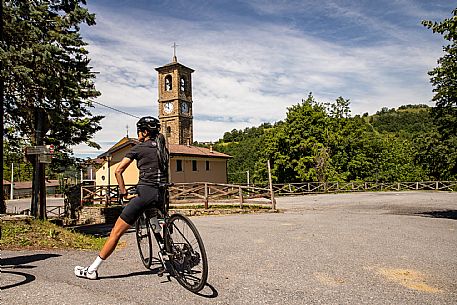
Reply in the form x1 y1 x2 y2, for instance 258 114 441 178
92 101 141 119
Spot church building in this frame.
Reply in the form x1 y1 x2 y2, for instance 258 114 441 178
95 54 231 186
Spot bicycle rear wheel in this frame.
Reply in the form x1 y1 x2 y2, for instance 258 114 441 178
166 214 208 292
135 214 153 269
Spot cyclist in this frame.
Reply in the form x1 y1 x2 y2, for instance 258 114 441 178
75 116 169 280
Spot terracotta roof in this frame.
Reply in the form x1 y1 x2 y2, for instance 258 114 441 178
3 180 11 185
169 144 231 158
98 138 138 158
98 137 231 159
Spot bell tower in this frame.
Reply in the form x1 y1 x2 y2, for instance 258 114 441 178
156 51 194 145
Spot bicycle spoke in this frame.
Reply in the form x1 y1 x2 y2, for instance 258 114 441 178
166 214 208 292
135 215 153 269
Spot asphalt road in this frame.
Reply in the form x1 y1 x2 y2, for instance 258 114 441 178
1 191 456 305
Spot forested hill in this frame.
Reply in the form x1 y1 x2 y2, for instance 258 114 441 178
207 97 456 184
369 104 434 134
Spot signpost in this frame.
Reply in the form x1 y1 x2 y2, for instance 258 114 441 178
25 145 54 164
26 143 55 217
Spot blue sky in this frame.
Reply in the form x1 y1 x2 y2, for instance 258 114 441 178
75 0 455 158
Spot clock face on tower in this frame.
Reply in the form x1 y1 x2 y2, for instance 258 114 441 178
181 102 189 114
164 102 174 114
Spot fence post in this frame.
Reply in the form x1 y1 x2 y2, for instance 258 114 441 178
267 160 276 210
204 183 209 209
80 184 84 205
416 182 419 190
397 182 400 191
239 186 243 208
435 181 439 190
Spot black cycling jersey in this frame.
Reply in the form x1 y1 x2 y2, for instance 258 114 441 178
125 137 168 186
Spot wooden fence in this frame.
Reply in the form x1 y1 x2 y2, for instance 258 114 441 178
80 184 119 205
78 181 456 208
269 181 457 195
80 183 275 208
170 183 273 207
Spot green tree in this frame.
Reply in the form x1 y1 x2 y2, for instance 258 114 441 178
215 123 273 184
1 0 103 213
422 7 457 179
3 140 34 183
371 105 434 136
254 94 329 183
2 0 103 154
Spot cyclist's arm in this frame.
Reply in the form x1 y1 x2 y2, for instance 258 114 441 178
115 157 133 196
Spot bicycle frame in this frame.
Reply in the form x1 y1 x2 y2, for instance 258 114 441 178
125 184 208 292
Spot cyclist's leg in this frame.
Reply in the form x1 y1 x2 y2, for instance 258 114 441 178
75 185 158 279
99 217 131 259
99 186 158 259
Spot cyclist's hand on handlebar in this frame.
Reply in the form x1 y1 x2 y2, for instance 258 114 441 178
124 194 137 201
120 191 137 203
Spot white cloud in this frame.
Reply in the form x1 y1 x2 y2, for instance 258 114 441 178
75 1 448 157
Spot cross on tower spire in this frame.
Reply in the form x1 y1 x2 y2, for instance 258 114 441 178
172 42 178 62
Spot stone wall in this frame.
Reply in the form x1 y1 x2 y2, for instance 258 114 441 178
77 206 123 225
75 205 274 225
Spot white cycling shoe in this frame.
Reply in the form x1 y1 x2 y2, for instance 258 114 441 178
74 266 98 280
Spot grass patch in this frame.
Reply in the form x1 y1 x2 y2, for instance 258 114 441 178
0 219 106 251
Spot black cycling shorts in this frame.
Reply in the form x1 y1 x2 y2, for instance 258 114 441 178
119 185 160 226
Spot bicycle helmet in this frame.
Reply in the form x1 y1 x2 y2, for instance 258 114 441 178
136 116 160 135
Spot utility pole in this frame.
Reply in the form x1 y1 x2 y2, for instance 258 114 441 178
31 108 47 219
10 163 14 200
1 0 6 214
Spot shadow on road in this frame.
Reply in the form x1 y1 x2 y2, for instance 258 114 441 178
70 223 115 237
69 223 136 237
99 268 161 280
415 210 457 220
0 270 36 290
0 253 60 290
99 268 219 298
193 282 219 298
0 253 61 267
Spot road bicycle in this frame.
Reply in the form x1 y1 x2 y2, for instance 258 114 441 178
121 184 208 293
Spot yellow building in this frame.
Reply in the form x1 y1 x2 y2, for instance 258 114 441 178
95 54 231 186
95 137 231 186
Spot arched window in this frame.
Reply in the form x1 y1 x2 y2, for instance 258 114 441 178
180 76 186 92
165 75 172 91
166 126 172 137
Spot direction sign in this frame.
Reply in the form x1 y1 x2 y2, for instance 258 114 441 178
38 154 52 164
25 146 48 155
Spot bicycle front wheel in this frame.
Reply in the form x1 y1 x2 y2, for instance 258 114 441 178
166 214 208 292
135 214 153 269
